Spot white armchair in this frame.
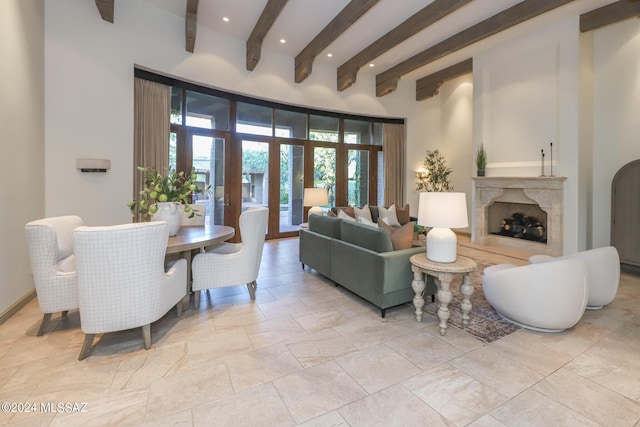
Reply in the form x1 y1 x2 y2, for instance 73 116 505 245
482 257 589 332
191 207 268 309
529 246 620 309
73 221 187 360
25 215 84 336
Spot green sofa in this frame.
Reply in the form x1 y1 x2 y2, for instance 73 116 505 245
299 214 436 317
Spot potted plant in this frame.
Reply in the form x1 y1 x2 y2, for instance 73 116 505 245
476 144 487 177
128 166 207 235
416 149 454 192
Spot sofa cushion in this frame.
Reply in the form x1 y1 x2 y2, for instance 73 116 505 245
309 215 341 239
340 220 393 253
369 205 380 223
395 204 410 225
378 205 401 227
333 206 355 219
338 209 356 222
379 221 414 250
354 204 373 223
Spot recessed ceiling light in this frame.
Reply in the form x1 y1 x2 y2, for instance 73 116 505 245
327 53 333 58
369 63 374 67
222 17 230 22
280 39 286 44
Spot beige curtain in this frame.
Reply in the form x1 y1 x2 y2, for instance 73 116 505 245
133 78 171 221
383 123 405 206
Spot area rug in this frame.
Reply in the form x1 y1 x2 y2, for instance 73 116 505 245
422 262 521 343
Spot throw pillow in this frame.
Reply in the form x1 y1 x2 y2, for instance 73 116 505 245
354 204 373 223
395 204 411 225
338 209 356 222
357 216 378 228
378 205 401 227
335 206 356 219
379 221 414 250
327 211 337 217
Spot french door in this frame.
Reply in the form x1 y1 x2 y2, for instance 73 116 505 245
175 129 232 230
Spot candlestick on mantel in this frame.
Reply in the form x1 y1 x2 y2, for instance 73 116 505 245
540 149 546 177
549 142 554 177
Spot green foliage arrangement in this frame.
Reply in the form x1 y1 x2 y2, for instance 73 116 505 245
476 143 487 172
416 149 454 192
128 166 206 218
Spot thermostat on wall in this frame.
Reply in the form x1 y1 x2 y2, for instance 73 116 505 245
76 158 110 172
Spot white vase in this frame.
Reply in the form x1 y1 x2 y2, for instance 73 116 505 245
152 202 182 236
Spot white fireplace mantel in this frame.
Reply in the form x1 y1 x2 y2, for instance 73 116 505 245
472 176 567 256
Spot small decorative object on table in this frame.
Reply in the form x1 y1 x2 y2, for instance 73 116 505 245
128 166 207 236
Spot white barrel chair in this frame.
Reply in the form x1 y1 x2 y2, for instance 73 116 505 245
25 215 84 336
529 246 620 309
482 257 589 332
191 207 268 309
74 222 187 360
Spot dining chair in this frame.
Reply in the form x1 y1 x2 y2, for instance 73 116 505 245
73 221 187 360
25 215 84 336
191 207 268 309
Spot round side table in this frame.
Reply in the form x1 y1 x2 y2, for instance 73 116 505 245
409 253 477 336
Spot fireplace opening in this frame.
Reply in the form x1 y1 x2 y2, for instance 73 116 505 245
488 202 547 244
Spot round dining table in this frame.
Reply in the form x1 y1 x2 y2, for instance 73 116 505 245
166 225 235 309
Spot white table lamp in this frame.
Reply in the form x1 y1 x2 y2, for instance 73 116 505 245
304 188 328 217
417 192 468 263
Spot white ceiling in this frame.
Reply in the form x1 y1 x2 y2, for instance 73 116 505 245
146 0 619 85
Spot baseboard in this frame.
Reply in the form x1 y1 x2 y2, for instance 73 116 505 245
622 263 640 277
0 290 36 326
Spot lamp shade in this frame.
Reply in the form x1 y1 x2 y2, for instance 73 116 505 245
303 188 328 207
417 192 468 229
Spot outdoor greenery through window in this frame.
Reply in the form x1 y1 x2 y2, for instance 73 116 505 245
151 69 403 239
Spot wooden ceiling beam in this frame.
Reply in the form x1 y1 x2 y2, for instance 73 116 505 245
295 0 380 84
337 0 473 92
376 0 574 97
95 0 114 23
246 0 289 71
580 0 640 32
416 58 473 100
185 0 199 53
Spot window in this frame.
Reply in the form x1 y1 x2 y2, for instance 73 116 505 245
309 115 339 142
275 109 307 139
139 68 403 240
184 90 230 130
237 102 272 136
344 119 372 145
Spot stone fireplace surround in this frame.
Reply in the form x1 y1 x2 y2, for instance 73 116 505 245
472 177 566 256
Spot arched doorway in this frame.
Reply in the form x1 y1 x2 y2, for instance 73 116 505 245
611 159 640 268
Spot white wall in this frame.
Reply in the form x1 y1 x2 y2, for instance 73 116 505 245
472 17 582 254
0 1 44 315
44 0 427 227
591 18 640 248
405 75 474 231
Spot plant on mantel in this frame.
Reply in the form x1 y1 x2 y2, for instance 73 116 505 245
476 144 487 177
416 149 454 192
128 166 207 219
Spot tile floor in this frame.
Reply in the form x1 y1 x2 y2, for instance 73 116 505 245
1 237 640 426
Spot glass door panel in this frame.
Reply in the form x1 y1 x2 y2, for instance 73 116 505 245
241 140 269 232
314 147 336 209
279 144 304 232
191 135 225 226
348 149 369 207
